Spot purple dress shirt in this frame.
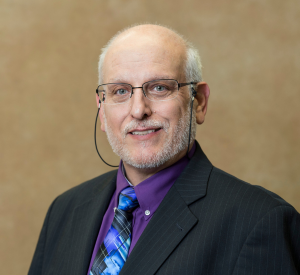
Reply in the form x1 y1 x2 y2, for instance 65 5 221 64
87 143 196 274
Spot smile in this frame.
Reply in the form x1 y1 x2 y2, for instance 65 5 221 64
131 130 155 135
129 128 161 136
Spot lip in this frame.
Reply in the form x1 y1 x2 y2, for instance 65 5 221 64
128 127 160 133
127 127 162 140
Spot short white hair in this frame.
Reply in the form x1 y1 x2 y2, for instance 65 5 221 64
98 24 203 85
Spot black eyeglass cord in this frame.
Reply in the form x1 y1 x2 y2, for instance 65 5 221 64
185 87 197 159
94 102 119 167
95 89 196 167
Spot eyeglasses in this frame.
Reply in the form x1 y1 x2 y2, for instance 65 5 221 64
96 79 197 105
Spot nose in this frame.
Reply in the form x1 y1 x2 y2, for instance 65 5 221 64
129 88 152 120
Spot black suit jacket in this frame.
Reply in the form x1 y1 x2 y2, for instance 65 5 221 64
29 142 300 274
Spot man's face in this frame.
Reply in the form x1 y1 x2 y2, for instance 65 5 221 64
100 32 194 170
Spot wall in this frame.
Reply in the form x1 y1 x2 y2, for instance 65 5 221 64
1 0 299 273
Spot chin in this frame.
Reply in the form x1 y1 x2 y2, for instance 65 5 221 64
119 144 182 169
122 153 170 169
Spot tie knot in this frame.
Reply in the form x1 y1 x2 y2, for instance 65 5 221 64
118 186 139 211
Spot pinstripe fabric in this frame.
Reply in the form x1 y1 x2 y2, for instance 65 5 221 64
28 142 300 275
28 171 117 275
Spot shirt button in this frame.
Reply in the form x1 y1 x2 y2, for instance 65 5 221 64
145 210 150 216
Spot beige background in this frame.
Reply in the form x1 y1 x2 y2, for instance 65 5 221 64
1 0 299 273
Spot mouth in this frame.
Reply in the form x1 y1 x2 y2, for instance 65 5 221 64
129 128 161 136
123 120 169 140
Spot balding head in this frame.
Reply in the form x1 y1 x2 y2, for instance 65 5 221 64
98 24 203 85
109 24 186 51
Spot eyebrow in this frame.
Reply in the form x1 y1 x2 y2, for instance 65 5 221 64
107 75 174 84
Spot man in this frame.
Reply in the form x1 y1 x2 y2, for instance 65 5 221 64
29 24 300 275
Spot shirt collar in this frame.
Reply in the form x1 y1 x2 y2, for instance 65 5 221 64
121 164 132 186
115 142 196 220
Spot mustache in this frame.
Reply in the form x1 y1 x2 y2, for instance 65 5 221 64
123 119 170 137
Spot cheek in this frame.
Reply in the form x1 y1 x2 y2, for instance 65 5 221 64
154 97 188 122
104 106 128 132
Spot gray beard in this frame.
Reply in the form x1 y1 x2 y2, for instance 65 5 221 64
103 103 196 169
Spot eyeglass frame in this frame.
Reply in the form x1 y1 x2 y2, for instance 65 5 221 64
96 79 198 104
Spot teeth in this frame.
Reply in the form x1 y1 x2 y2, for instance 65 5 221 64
131 129 155 135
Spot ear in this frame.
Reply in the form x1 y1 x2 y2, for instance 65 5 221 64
96 94 106 132
194 82 210 125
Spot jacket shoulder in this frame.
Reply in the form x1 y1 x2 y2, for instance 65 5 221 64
208 167 296 214
53 169 117 210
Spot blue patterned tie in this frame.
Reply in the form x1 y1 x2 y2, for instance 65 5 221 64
90 186 139 275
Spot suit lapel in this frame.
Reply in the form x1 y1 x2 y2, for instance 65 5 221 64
175 142 213 205
66 172 117 275
120 142 213 275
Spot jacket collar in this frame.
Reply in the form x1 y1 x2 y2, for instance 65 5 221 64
175 140 213 205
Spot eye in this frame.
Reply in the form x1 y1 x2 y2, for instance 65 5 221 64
153 85 166 92
115 88 129 95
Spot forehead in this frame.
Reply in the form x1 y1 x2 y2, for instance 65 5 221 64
102 32 187 84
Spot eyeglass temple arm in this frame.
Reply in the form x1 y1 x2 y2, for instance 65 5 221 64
96 88 106 103
178 82 198 88
179 82 198 98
